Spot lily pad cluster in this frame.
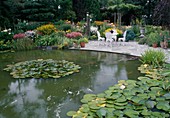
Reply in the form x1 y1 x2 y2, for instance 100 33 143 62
67 77 170 118
4 59 81 79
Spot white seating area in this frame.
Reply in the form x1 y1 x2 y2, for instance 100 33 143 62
96 29 128 47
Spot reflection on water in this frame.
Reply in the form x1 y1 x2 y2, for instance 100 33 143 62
0 50 141 118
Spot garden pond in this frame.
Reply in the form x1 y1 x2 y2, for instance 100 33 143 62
0 50 141 118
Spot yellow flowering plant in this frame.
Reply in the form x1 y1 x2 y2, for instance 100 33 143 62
36 24 57 35
94 21 104 26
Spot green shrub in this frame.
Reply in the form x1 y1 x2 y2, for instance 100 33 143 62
35 35 56 46
131 25 140 36
126 30 136 41
0 31 13 43
138 37 147 44
11 38 35 51
58 24 72 31
35 33 73 49
55 20 65 26
0 40 12 51
140 49 166 67
146 32 161 46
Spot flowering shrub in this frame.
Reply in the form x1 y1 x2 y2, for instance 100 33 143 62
116 29 123 35
94 21 104 26
13 33 25 39
90 26 98 33
103 28 113 35
25 30 36 39
65 32 82 39
0 30 13 42
36 24 56 35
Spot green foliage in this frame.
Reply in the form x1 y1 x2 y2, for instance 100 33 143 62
11 38 35 51
126 30 136 41
15 21 46 32
138 37 147 45
147 32 161 46
35 35 56 46
35 33 73 49
58 24 72 31
0 31 13 43
21 0 55 22
0 40 12 51
131 25 140 36
78 37 89 43
4 59 81 79
153 0 170 30
140 49 166 67
67 76 170 117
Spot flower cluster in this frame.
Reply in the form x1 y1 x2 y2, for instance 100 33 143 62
94 21 104 26
13 33 25 39
36 24 57 35
65 32 82 39
25 30 36 38
116 29 123 35
90 26 98 33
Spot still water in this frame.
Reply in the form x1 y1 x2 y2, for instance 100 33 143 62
0 50 141 118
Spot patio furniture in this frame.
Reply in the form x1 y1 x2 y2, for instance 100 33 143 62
111 29 118 41
105 32 114 46
97 31 105 41
97 31 105 45
118 30 127 42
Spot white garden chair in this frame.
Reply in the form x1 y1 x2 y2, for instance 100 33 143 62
97 31 105 45
118 30 128 46
118 30 127 42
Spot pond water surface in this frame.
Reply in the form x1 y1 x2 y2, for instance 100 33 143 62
0 50 141 118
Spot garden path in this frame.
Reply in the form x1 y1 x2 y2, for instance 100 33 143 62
72 41 170 63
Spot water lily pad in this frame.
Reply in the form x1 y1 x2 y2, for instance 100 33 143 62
131 96 143 103
123 109 139 117
114 102 128 106
4 59 81 79
96 108 107 118
146 100 156 109
156 101 170 111
115 96 126 102
83 94 96 102
163 93 170 99
66 111 77 116
141 109 151 116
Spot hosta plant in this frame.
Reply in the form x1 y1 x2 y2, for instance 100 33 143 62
4 59 81 79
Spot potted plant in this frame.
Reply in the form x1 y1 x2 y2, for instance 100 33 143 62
147 32 159 48
78 37 88 48
160 30 169 49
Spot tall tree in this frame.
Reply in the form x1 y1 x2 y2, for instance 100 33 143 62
58 0 76 21
21 0 55 22
107 0 139 25
72 0 100 21
153 0 170 30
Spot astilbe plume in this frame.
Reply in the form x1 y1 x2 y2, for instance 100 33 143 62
65 32 82 39
13 33 25 39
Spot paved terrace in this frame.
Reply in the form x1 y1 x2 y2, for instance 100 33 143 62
71 41 170 63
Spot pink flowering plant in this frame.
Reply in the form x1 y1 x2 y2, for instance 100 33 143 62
13 33 25 39
65 32 82 39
